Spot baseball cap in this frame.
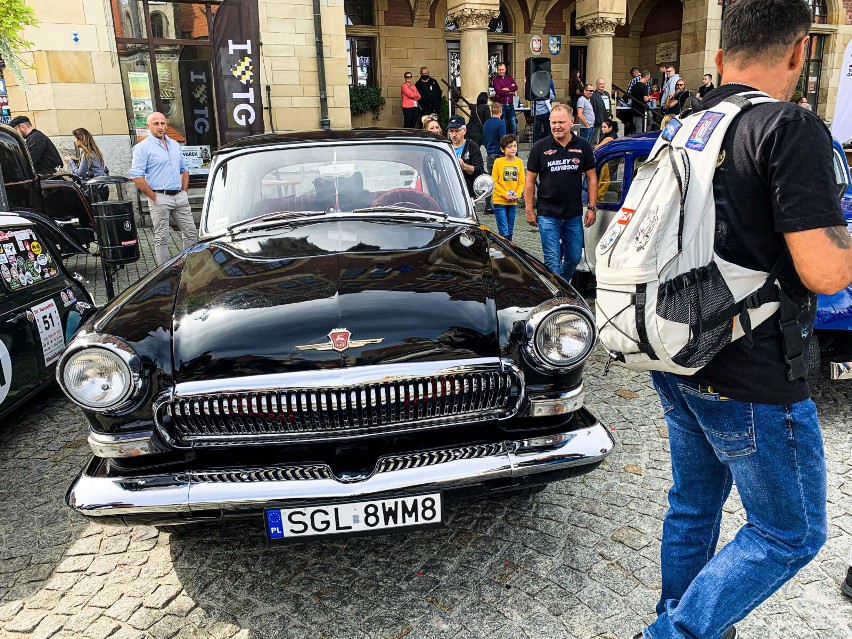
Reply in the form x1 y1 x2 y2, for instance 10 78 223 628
8 115 31 128
447 115 466 129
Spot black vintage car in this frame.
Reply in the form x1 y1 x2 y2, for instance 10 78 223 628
1 123 101 256
0 211 96 421
59 130 613 538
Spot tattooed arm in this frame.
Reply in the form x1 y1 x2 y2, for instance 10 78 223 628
785 225 852 295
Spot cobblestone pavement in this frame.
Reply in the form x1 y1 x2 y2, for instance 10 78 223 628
0 212 850 639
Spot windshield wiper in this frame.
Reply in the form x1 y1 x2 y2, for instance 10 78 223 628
351 206 448 220
226 210 302 233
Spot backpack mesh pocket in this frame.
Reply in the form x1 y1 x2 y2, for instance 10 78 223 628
656 262 735 368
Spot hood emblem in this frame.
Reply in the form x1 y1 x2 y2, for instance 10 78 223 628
296 328 384 353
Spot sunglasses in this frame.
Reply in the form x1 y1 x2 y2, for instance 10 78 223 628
405 75 412 78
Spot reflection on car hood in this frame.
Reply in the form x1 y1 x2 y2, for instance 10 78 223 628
172 219 498 383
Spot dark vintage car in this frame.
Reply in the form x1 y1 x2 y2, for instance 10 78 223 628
1 123 103 256
583 132 852 383
0 210 96 421
59 130 614 539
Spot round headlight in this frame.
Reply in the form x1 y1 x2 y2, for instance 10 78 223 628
534 310 594 367
62 348 133 410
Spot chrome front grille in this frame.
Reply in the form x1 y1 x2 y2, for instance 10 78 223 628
156 359 523 447
184 442 508 483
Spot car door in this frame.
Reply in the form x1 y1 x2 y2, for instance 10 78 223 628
0 223 86 419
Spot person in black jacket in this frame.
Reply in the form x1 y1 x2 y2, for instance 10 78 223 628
466 92 490 146
9 115 62 175
590 78 612 144
414 67 442 119
447 115 484 197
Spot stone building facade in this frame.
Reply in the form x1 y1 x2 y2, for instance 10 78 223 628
2 0 850 172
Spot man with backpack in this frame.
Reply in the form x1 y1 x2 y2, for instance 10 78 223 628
619 1 852 637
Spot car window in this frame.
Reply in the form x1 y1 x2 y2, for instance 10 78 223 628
832 147 849 196
597 157 625 204
205 142 469 233
633 155 648 179
0 227 61 291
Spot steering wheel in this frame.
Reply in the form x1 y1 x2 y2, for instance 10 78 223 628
370 188 440 211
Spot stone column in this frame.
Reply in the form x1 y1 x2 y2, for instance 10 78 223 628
447 6 498 104
680 0 723 89
576 17 623 90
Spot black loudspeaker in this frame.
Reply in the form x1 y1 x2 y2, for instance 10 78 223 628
525 57 552 100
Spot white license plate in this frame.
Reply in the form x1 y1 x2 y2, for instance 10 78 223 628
265 493 442 540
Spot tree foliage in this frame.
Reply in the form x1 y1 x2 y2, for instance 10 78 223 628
0 0 38 90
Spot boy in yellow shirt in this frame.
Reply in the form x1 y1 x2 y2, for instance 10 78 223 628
490 134 525 241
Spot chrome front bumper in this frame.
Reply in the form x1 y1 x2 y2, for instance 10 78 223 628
67 412 614 525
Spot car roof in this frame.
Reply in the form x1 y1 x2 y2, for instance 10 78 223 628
217 128 449 156
0 212 34 227
594 132 659 159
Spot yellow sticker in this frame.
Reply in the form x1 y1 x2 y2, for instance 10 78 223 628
30 241 42 255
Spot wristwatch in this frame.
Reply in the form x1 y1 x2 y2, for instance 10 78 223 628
587 206 598 212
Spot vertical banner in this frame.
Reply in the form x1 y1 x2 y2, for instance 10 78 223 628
212 0 265 143
179 59 218 147
831 37 852 145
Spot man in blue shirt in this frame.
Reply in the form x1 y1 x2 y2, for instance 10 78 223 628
130 112 198 265
482 102 506 215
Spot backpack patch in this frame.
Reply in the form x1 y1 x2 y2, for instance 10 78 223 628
685 111 725 151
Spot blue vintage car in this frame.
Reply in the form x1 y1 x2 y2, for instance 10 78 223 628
582 132 852 383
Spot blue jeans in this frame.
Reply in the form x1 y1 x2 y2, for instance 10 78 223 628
537 214 583 281
579 127 593 142
645 372 827 639
534 114 550 142
501 103 517 135
492 204 515 240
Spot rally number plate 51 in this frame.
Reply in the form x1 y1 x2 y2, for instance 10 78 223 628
265 493 442 540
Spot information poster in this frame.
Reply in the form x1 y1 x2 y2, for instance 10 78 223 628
181 145 212 176
128 72 154 128
656 41 678 64
31 300 65 366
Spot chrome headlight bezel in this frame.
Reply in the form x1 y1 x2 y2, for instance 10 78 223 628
57 334 145 414
524 299 597 372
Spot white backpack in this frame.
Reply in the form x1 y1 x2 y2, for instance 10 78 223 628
594 91 807 379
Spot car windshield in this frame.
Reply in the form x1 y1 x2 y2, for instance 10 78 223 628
204 142 471 234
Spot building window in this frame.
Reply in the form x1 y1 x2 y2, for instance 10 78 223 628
345 0 374 25
150 11 166 38
799 33 825 108
110 0 219 175
570 11 586 36
807 0 828 23
346 37 376 86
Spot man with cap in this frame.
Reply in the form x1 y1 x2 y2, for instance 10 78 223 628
447 114 484 198
9 115 63 176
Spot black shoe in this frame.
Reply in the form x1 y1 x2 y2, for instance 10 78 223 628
483 207 494 215
843 566 852 598
633 627 737 639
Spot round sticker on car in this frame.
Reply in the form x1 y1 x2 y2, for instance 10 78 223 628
0 340 11 406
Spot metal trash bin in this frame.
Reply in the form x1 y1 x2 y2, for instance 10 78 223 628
85 176 139 300
91 200 139 265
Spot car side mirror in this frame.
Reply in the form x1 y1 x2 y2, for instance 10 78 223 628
472 175 494 202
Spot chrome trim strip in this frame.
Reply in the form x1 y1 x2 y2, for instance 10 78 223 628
528 385 584 417
66 420 615 519
88 430 168 458
829 360 852 380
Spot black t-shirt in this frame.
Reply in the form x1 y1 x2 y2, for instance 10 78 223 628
682 83 846 403
629 82 649 116
697 83 715 99
526 134 595 218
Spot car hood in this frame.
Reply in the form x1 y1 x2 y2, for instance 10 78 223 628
172 219 498 383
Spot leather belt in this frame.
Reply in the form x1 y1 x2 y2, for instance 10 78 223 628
153 189 182 196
